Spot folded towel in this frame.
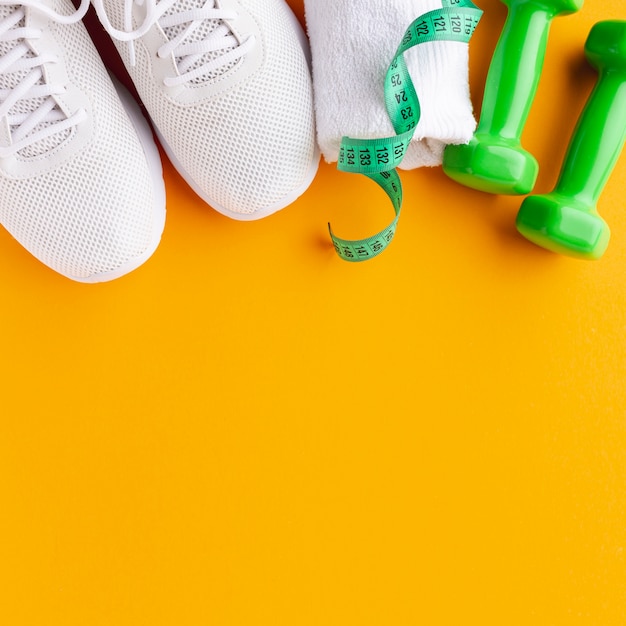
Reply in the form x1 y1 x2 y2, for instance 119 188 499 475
304 0 477 169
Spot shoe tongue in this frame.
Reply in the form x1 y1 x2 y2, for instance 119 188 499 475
0 5 70 157
161 0 239 84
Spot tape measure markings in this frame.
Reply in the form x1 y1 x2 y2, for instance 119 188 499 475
330 1 483 262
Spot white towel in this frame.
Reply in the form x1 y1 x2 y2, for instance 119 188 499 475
304 0 477 169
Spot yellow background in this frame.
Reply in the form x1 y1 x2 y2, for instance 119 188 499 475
1 0 626 623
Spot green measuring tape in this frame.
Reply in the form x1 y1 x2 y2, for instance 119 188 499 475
330 0 483 262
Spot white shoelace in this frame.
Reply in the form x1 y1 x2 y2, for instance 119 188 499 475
0 0 89 157
92 0 255 86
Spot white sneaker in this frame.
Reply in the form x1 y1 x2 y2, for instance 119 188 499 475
93 0 319 220
0 0 165 282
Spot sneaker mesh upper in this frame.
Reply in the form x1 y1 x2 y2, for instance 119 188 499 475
103 0 317 216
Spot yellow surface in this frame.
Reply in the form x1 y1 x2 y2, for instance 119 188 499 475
1 1 626 624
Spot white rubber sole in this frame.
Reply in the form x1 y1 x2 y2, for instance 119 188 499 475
72 76 167 283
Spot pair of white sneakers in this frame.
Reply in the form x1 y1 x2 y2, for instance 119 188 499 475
0 0 319 282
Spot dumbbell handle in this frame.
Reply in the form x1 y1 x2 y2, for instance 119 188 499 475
478 2 559 140
554 73 626 206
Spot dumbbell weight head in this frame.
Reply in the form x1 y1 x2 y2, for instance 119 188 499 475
515 194 611 259
585 20 626 72
443 135 539 195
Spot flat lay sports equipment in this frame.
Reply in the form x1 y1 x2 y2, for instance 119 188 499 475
0 0 165 282
328 0 483 262
442 0 584 195
93 0 319 220
516 20 626 259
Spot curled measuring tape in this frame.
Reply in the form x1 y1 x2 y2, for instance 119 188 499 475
330 0 483 262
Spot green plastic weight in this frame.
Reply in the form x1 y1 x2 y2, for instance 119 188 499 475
516 20 626 259
442 0 583 195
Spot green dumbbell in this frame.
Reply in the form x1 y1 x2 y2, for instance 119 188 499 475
516 21 626 259
442 0 583 195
